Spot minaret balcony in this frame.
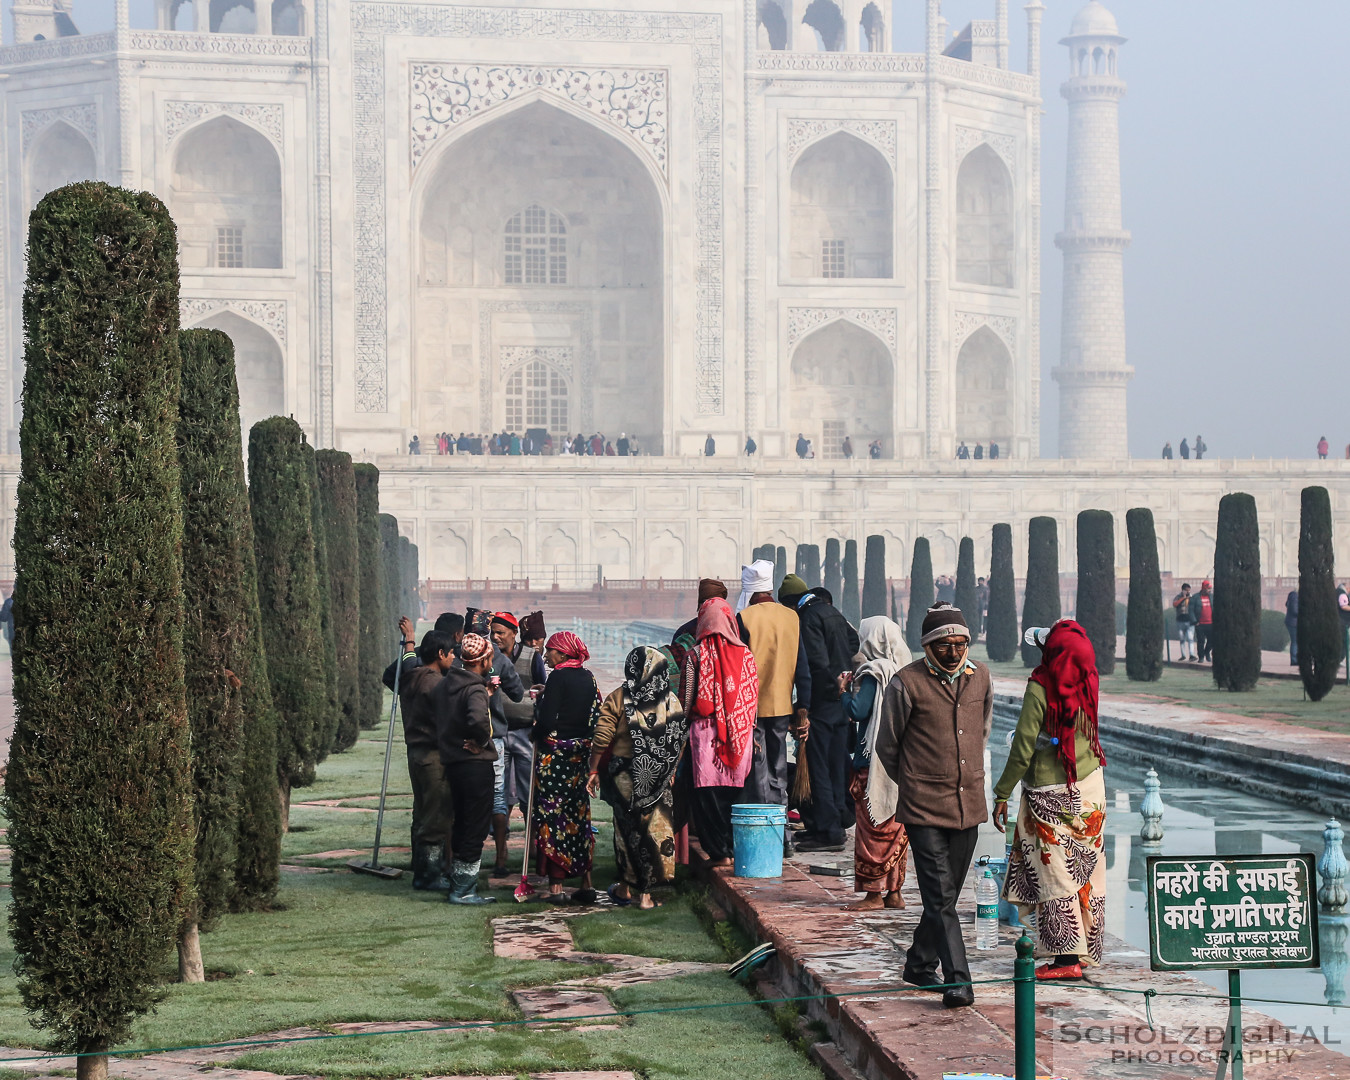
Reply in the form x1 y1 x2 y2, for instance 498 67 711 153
1055 229 1131 252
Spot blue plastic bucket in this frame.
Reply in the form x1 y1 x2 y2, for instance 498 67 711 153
731 803 788 878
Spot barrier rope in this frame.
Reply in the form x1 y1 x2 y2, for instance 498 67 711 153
2 973 1343 1064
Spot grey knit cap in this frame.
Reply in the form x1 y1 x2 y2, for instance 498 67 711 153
920 602 970 645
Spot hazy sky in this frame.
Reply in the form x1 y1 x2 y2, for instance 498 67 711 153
11 0 1350 460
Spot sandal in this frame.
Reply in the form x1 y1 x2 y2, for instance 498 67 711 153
571 888 598 906
606 883 632 907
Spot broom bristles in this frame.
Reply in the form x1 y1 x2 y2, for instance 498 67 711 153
790 744 811 803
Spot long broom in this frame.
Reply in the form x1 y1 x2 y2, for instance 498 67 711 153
349 635 406 880
790 729 810 804
513 742 539 902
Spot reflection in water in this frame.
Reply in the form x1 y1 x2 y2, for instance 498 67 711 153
990 721 1350 1054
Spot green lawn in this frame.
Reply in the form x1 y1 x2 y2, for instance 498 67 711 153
0 726 819 1080
985 657 1350 731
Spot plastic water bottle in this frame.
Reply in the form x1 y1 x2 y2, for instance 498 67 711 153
975 869 1000 950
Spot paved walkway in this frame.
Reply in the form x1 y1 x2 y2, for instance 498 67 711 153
704 845 1350 1079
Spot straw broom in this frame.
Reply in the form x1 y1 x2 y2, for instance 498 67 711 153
790 730 810 803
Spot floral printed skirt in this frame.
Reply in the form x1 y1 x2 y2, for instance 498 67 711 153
532 735 595 881
1002 766 1107 966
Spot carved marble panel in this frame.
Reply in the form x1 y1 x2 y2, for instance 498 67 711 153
21 104 98 149
410 64 667 178
165 101 284 146
181 297 287 348
953 309 1015 352
786 117 897 166
955 125 1017 171
786 307 898 354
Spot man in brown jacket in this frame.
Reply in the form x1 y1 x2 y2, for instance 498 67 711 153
869 603 992 1009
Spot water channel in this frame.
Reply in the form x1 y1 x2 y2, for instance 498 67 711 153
989 710 1350 1056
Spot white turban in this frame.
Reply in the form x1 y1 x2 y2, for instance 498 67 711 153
737 559 775 612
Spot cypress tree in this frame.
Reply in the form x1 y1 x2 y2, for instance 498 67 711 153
774 546 787 593
752 543 774 565
8 183 193 1075
824 539 842 602
399 535 418 626
804 544 822 589
316 450 361 753
986 524 1019 661
862 535 888 618
1212 493 1262 692
1022 516 1061 666
231 492 283 911
1299 486 1343 702
955 537 979 638
176 329 250 981
249 417 327 823
355 463 386 729
1076 510 1117 675
841 539 861 626
380 514 403 630
1125 508 1163 682
302 442 340 762
905 538 934 649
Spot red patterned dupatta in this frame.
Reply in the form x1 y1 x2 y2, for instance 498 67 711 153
680 598 758 774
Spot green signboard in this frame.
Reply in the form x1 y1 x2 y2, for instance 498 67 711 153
1146 854 1319 971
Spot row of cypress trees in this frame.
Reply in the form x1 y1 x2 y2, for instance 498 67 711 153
6 183 414 1076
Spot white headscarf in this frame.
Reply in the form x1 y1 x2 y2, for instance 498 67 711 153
736 558 775 612
853 616 911 759
855 616 911 826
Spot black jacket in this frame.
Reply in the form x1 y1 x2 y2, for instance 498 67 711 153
434 666 498 766
796 590 860 710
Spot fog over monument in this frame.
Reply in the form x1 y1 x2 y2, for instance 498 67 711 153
1 0 1346 584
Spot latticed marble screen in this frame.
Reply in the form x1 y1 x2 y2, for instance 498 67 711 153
216 225 244 268
504 360 568 432
504 205 567 285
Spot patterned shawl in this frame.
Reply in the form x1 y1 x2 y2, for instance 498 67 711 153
621 646 689 810
679 598 758 773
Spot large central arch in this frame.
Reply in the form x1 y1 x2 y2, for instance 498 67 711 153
414 99 665 448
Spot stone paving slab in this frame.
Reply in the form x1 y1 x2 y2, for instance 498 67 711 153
703 847 1350 1079
511 987 618 1024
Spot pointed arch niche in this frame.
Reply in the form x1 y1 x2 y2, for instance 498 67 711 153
789 130 893 280
26 122 97 206
415 99 664 447
790 319 893 458
170 116 282 270
955 143 1014 287
955 325 1012 450
188 310 284 441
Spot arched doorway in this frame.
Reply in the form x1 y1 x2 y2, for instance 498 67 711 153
790 320 893 458
416 100 664 449
955 145 1014 287
190 310 284 443
955 326 1012 450
170 116 282 270
26 122 97 206
790 132 893 279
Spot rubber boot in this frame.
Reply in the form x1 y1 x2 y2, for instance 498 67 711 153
446 859 496 905
413 842 451 891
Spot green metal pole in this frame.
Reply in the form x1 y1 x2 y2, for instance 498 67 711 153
1014 931 1035 1080
1227 969 1244 1080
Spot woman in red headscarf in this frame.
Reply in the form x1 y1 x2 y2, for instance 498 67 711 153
531 631 601 903
992 620 1108 980
678 597 758 868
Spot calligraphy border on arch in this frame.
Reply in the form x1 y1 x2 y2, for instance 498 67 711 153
351 4 724 416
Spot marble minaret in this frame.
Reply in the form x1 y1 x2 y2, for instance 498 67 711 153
1053 1 1132 458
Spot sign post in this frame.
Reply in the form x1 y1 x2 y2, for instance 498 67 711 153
1147 853 1320 1080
